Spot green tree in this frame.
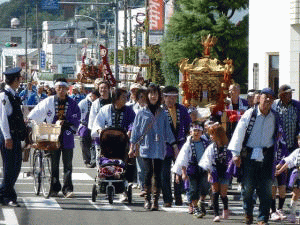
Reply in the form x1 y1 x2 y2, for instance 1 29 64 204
161 0 248 90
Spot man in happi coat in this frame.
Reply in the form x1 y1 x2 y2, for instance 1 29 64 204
228 88 287 225
28 78 80 198
161 86 192 207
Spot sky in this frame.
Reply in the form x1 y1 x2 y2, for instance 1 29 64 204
0 0 8 4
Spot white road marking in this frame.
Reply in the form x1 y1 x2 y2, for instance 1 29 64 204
72 173 93 181
89 199 131 211
0 209 19 225
22 197 62 210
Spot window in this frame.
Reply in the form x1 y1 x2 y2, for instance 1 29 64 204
80 31 85 38
253 63 259 90
11 37 22 44
5 56 13 67
269 54 279 96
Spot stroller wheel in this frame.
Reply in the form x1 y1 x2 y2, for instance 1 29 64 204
92 184 97 202
107 186 114 204
127 185 132 204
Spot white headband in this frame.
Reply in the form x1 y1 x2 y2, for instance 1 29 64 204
163 93 178 96
190 124 204 131
55 81 68 87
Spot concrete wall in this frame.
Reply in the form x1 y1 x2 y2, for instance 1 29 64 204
248 0 291 94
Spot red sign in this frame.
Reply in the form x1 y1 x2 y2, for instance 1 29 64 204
148 0 165 31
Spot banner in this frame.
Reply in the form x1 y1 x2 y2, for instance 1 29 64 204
148 0 165 32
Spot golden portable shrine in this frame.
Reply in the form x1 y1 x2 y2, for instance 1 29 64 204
179 35 234 117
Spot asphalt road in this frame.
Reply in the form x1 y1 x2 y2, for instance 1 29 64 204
0 138 296 225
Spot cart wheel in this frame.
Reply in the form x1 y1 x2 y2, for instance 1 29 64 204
32 151 42 195
107 186 114 204
42 156 52 198
127 185 132 204
92 184 97 202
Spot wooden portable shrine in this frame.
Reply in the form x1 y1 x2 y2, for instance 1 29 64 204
179 35 234 116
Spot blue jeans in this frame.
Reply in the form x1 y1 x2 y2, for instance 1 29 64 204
242 150 274 223
161 157 172 203
136 156 145 190
0 134 22 203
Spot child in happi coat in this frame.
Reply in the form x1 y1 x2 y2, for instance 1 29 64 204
199 123 232 222
276 133 300 223
172 121 210 218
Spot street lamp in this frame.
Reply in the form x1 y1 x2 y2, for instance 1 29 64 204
74 14 100 59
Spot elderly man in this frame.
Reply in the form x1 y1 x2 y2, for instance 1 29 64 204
247 89 256 108
28 78 81 198
161 86 191 207
19 81 34 105
27 84 47 105
88 80 111 168
228 88 286 225
271 84 300 221
226 83 248 139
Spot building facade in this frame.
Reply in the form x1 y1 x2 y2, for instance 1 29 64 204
42 20 94 76
249 0 300 98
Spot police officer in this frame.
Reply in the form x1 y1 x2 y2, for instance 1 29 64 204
0 67 27 206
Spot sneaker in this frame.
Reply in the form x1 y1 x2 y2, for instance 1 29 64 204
7 201 20 207
288 214 296 223
193 207 205 218
213 216 220 222
276 209 287 220
64 192 73 198
222 209 229 219
48 191 59 198
188 205 194 214
163 202 172 208
270 211 281 221
120 194 128 202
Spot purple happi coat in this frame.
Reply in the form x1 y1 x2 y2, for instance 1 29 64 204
163 103 191 158
52 97 81 149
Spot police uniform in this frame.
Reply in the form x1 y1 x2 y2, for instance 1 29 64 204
0 67 26 206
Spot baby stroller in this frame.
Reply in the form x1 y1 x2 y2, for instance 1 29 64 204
91 127 133 204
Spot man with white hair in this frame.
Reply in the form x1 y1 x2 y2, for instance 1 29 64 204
27 84 47 105
70 83 85 104
28 78 80 198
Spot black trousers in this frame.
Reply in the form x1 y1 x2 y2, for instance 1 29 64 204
51 148 73 194
0 136 22 203
143 158 162 197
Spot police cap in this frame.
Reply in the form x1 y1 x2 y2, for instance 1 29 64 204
3 67 22 77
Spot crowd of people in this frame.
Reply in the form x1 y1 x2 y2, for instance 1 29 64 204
1 67 300 225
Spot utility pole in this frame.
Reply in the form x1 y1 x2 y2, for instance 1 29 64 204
129 7 132 48
123 0 127 65
25 8 28 83
114 0 119 81
36 4 40 76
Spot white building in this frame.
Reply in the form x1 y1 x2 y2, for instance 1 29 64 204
0 27 33 49
0 48 38 81
42 20 94 76
248 0 299 98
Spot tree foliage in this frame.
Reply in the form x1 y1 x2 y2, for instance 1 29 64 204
161 0 249 90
